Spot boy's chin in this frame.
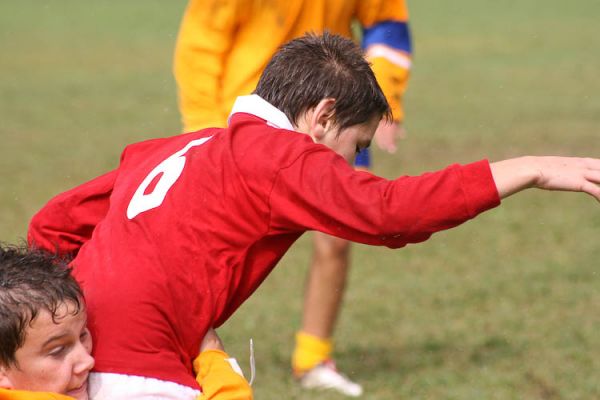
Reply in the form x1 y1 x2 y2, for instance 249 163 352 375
66 381 89 400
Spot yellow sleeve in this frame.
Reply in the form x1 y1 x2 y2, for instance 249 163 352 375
194 350 253 400
0 388 73 400
368 57 410 122
356 0 412 122
174 0 249 131
356 0 409 26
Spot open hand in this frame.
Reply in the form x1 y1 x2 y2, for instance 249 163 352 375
491 156 600 201
374 120 406 154
533 156 600 201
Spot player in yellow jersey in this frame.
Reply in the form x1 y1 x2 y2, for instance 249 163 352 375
0 244 252 400
174 1 412 396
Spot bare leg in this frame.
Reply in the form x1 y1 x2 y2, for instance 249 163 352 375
293 233 363 397
300 164 369 338
302 231 351 339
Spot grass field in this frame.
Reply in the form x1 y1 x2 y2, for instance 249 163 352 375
1 1 599 398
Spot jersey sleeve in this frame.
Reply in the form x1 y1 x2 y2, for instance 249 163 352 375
27 169 116 257
193 350 253 400
174 0 249 131
268 150 500 248
356 0 412 122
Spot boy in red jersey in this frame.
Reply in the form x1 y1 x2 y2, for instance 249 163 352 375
29 33 600 399
175 7 413 391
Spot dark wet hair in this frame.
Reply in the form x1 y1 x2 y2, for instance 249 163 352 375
0 243 83 367
254 31 391 130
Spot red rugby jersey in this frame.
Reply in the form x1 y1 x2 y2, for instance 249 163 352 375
28 95 500 388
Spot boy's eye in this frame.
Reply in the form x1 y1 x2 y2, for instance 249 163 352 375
49 346 66 357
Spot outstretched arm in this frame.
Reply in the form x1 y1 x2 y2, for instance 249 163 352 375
491 156 600 201
270 150 600 249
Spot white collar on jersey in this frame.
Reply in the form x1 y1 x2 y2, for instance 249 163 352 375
228 94 295 131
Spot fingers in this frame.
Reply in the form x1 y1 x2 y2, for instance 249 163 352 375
583 157 600 171
537 157 600 201
570 158 600 200
374 121 403 154
584 168 600 183
581 182 600 202
583 169 600 202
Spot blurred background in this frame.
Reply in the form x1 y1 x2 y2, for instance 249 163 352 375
1 1 599 398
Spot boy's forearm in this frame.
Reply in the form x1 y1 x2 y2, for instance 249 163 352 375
490 156 540 199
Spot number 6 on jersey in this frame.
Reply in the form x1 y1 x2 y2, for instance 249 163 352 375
127 136 213 219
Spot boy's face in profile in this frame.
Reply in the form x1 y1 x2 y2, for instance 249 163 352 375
295 99 382 165
0 301 94 400
318 115 381 165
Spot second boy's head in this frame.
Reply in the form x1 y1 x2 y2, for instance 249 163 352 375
255 32 391 163
0 244 94 399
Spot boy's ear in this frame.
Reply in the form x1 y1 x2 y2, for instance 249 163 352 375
308 98 336 140
0 366 15 389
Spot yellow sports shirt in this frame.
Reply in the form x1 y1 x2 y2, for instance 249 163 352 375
174 0 412 131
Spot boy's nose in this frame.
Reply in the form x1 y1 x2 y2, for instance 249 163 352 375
74 345 95 374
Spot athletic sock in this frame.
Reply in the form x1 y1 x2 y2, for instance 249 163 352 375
292 331 333 375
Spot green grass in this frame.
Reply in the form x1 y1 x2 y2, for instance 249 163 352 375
1 1 599 398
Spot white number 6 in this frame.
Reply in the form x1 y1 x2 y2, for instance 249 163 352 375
127 136 213 219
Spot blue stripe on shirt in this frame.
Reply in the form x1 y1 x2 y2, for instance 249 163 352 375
362 21 412 54
354 148 371 168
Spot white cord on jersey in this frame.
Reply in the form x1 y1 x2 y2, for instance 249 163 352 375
249 338 256 386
